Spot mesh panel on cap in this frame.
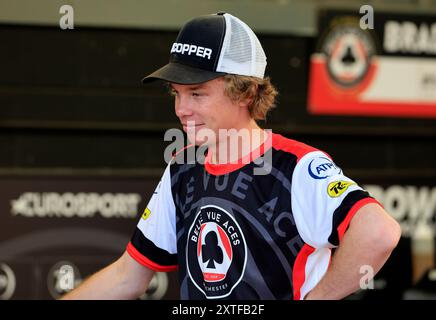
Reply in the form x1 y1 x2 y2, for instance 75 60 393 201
216 14 266 78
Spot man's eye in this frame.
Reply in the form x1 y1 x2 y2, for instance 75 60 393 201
192 92 201 97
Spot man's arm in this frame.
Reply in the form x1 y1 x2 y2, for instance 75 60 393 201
305 203 401 300
61 250 155 300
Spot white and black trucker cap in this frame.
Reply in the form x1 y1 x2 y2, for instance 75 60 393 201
142 12 267 84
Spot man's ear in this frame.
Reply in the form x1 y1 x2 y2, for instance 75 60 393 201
238 96 253 109
238 83 257 109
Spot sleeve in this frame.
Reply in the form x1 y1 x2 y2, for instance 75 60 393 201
126 163 178 272
291 150 380 249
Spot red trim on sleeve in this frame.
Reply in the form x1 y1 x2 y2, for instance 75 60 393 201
271 133 320 162
126 242 178 272
292 244 315 300
337 198 381 242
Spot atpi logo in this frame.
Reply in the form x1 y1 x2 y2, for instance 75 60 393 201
186 205 247 299
308 157 341 179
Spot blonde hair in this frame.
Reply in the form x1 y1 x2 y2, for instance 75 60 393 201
223 74 278 121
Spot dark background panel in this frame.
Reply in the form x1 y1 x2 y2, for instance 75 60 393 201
0 130 434 181
0 129 166 168
0 26 175 88
0 25 435 136
0 25 434 181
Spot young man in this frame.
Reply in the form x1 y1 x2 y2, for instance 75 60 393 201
62 12 401 300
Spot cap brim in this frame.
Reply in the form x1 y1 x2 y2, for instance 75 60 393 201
142 62 226 85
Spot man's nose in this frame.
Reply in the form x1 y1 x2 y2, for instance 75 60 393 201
175 96 193 118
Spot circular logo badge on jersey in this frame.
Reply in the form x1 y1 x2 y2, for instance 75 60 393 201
186 205 247 299
319 17 378 88
308 156 342 179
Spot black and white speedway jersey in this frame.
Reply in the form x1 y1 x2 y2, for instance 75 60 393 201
127 132 378 300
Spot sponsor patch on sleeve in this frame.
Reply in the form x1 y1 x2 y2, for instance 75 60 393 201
141 207 151 220
327 181 356 197
308 156 342 179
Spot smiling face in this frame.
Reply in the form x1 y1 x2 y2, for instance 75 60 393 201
170 77 248 146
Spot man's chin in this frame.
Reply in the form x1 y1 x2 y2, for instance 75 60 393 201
187 136 211 147
185 127 217 147
187 133 218 148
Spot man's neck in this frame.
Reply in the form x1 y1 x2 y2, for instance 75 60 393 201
208 121 268 165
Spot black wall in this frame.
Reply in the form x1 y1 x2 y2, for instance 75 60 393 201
0 25 434 179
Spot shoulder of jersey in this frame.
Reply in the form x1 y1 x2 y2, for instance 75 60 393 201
271 133 326 162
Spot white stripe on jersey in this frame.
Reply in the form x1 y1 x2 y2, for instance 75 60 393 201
137 163 177 254
300 247 331 300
